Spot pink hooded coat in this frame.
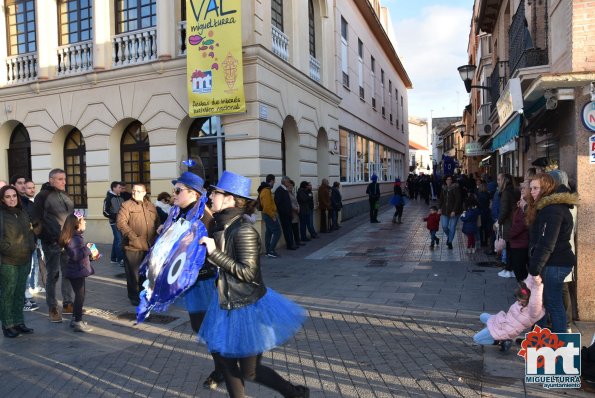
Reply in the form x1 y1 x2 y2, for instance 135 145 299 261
486 275 545 340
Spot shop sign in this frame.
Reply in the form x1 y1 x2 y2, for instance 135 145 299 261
590 134 595 164
496 78 523 124
465 142 488 157
498 139 517 155
582 102 595 132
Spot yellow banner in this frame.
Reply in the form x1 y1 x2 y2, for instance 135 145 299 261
186 0 245 117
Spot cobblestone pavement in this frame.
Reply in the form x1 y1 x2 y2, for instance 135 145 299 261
1 200 593 397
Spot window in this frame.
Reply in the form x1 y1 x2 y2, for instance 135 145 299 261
400 95 404 132
121 121 151 193
381 69 385 117
341 17 349 87
389 80 392 123
64 129 87 208
116 0 156 34
308 0 315 57
339 127 402 183
358 39 364 99
6 0 36 55
187 116 224 185
271 0 283 31
395 89 399 128
59 0 92 45
371 56 376 109
8 123 31 180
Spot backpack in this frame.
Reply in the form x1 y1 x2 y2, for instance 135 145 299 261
255 193 263 212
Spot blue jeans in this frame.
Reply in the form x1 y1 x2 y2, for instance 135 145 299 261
42 242 73 308
299 213 317 240
473 313 495 345
430 231 438 244
262 213 281 254
110 223 124 262
538 266 572 333
27 246 39 289
440 215 459 244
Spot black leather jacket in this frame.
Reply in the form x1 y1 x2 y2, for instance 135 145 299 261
208 208 266 310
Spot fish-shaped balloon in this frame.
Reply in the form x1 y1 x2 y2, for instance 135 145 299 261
136 194 209 322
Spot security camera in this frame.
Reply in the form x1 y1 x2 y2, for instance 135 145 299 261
590 82 595 102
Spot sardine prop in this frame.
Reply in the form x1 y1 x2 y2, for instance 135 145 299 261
136 194 209 322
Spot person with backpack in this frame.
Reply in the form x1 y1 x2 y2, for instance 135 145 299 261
103 181 125 265
366 174 381 223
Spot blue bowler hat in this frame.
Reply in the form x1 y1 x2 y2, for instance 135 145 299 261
172 172 206 194
211 171 253 199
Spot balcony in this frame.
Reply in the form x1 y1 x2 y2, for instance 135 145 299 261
489 61 509 112
178 21 187 56
476 103 492 136
271 26 289 61
6 53 37 84
309 54 320 82
57 41 93 77
112 28 157 67
509 0 548 76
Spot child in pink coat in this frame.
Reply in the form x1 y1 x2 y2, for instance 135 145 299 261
473 275 545 352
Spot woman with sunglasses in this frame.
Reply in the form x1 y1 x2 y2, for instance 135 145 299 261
160 172 224 390
199 171 309 398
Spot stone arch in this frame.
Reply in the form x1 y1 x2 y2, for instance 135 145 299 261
317 127 329 183
0 120 23 181
281 116 300 180
51 125 78 169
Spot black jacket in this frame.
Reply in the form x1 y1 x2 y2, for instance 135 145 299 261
34 183 74 244
208 208 266 310
297 188 313 216
103 190 125 224
439 183 462 216
331 187 342 211
0 206 35 265
274 186 292 217
528 192 579 276
498 185 516 241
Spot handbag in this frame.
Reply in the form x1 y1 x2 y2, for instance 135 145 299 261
197 263 217 280
495 226 506 254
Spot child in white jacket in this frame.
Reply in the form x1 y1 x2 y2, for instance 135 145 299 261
473 275 545 352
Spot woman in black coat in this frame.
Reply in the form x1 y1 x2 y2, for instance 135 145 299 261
0 185 36 338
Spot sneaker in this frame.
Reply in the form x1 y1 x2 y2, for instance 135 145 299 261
202 370 224 390
447 243 453 250
266 252 278 258
70 318 75 328
497 269 508 278
110 260 119 264
471 248 476 254
430 244 434 249
435 237 440 245
23 299 39 312
72 321 93 333
49 307 63 323
119 260 125 267
63 303 74 315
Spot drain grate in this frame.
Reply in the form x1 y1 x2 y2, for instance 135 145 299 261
85 308 118 319
116 311 178 324
366 259 387 267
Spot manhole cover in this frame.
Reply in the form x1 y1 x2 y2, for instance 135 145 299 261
366 259 387 267
116 311 178 324
475 261 500 268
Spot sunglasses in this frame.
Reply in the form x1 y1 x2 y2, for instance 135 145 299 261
172 187 190 195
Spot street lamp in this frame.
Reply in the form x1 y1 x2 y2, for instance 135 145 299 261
457 64 491 93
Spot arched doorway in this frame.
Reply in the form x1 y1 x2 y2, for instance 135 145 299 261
187 116 224 186
316 128 329 180
121 120 151 193
64 128 87 208
281 117 299 179
8 123 31 180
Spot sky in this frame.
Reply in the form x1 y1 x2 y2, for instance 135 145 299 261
383 0 475 120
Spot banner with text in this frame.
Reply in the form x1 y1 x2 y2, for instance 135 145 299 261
186 0 245 117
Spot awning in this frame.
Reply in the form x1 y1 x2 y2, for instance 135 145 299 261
491 113 522 152
409 140 428 151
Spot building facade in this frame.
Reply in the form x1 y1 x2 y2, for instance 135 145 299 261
408 117 430 175
464 0 595 320
0 0 410 243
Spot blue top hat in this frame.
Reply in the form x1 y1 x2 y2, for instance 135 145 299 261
394 178 401 183
371 174 378 181
211 171 253 199
172 172 206 194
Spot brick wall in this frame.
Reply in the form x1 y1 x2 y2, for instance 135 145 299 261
572 0 595 71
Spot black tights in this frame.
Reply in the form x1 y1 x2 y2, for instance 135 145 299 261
68 277 86 322
212 353 297 398
188 311 222 378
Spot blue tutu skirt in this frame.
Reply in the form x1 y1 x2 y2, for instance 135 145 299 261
178 277 217 313
198 288 307 358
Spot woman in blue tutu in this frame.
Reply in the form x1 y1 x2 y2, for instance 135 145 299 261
165 171 224 389
199 171 309 398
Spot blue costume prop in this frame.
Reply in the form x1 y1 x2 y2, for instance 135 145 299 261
136 173 210 323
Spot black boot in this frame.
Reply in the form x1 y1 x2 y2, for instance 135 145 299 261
202 370 224 390
500 340 512 352
2 326 21 338
14 324 34 334
290 385 310 398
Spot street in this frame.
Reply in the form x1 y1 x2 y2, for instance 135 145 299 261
1 201 593 397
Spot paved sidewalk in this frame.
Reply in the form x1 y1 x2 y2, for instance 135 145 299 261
0 200 593 397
